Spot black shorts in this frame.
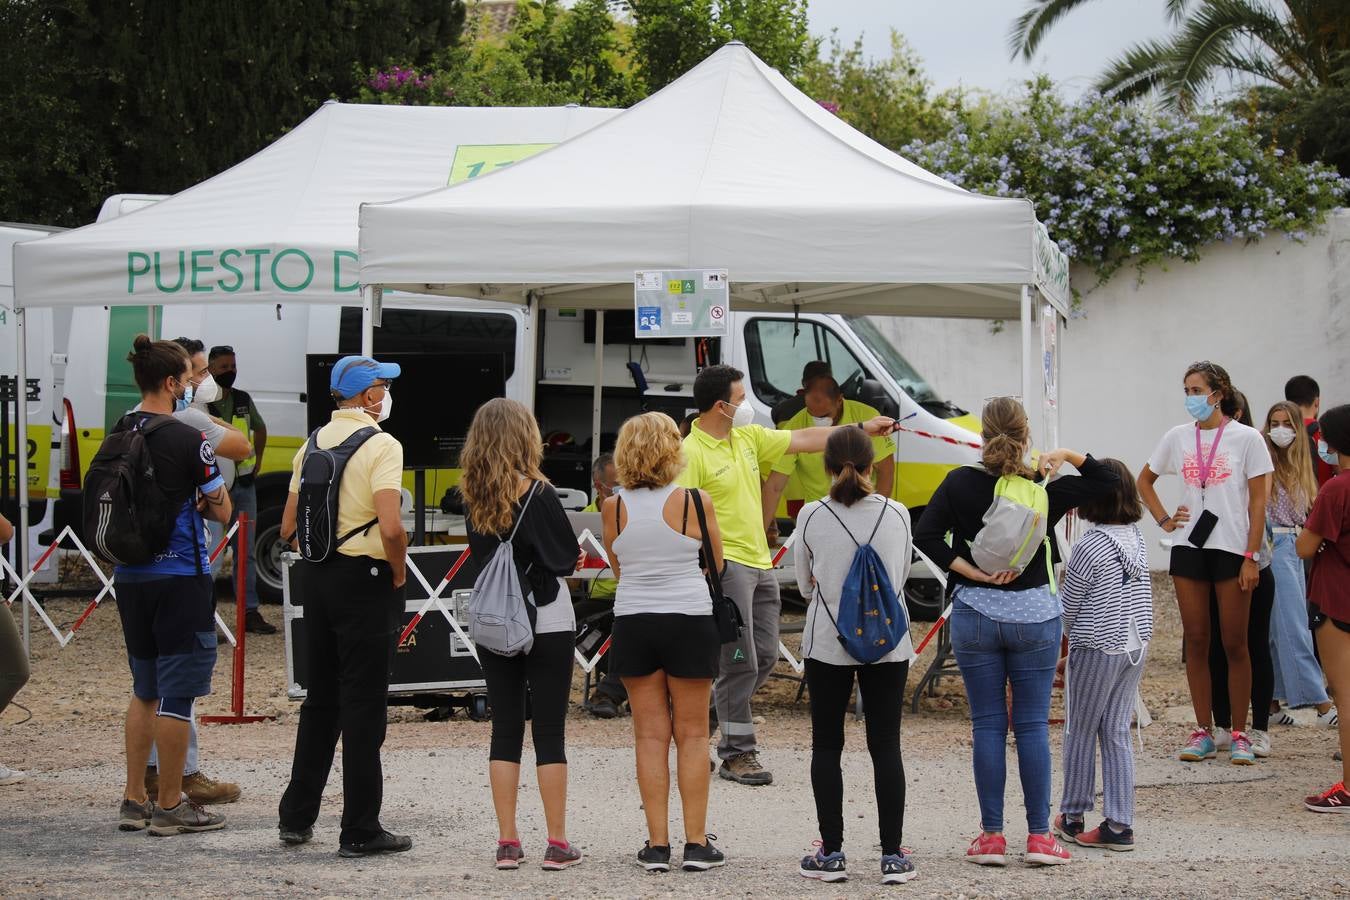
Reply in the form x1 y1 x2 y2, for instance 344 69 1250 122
610 613 720 680
1309 602 1350 635
1169 546 1245 583
114 574 216 700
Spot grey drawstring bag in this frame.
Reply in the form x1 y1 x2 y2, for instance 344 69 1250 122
467 482 539 657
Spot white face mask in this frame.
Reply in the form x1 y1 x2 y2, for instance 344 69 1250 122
191 372 221 407
1268 426 1296 448
365 389 392 423
809 414 834 428
722 399 754 428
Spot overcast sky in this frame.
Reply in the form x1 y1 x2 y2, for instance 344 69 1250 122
807 0 1176 95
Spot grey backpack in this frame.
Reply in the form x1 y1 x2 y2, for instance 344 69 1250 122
467 482 539 657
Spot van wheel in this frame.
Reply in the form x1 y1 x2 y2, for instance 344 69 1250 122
904 579 943 622
253 504 287 605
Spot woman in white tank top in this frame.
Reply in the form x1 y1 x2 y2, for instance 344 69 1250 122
602 412 727 873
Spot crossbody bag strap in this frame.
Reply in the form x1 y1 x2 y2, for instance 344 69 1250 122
507 480 540 542
798 504 847 636
688 489 724 599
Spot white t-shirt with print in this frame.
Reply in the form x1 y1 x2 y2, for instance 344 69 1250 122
1148 419 1274 556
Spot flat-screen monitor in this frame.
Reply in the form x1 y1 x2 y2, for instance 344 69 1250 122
305 352 505 469
582 309 686 347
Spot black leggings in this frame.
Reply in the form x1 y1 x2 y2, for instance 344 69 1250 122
1209 567 1275 731
805 657 909 856
478 631 575 765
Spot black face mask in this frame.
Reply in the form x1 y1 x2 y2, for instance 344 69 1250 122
215 371 237 390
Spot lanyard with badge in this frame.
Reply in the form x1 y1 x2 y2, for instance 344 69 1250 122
1187 418 1228 547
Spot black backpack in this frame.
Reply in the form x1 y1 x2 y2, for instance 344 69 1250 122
82 413 181 566
295 425 381 562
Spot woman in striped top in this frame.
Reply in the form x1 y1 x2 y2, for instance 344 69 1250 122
1054 458 1153 852
1263 401 1335 725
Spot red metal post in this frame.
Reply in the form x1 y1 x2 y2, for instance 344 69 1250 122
202 512 272 725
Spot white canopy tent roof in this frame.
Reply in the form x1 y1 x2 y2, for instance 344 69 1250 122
358 42 1071 320
11 102 618 309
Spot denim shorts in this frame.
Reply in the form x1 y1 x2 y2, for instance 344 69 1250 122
115 574 217 700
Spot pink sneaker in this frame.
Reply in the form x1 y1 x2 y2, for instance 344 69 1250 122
1025 833 1071 866
965 832 1007 866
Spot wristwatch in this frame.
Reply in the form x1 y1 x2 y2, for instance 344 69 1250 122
1242 550 1262 564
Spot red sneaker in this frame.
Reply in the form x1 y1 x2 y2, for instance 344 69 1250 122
1304 782 1350 813
965 832 1007 866
1025 833 1071 866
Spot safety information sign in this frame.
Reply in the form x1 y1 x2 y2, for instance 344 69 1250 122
633 269 728 338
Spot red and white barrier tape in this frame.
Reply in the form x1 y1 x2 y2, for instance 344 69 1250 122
892 424 982 450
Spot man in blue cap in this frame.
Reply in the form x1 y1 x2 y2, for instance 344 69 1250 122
277 355 411 858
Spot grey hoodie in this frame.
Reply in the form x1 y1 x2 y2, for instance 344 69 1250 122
1060 523 1154 653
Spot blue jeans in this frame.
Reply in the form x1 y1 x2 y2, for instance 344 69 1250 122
210 481 259 610
950 599 1061 834
1269 532 1330 708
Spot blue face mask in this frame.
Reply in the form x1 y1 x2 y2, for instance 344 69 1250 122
1319 440 1340 467
1185 392 1217 422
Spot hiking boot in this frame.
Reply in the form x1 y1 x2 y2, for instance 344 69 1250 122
541 838 583 870
718 751 773 786
118 797 152 832
184 771 241 804
681 835 725 871
588 695 620 719
800 844 847 882
279 824 313 845
245 609 277 635
338 830 412 858
637 841 671 872
0 762 26 786
148 794 226 836
1075 820 1135 851
881 851 917 884
496 839 524 869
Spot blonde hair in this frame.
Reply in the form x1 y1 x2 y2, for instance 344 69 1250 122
1264 400 1318 514
615 412 685 490
459 398 548 535
980 396 1035 478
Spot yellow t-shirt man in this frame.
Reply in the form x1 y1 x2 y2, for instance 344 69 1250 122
772 399 895 504
678 422 792 569
289 409 404 560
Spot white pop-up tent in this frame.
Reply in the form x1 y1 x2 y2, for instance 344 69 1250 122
360 42 1071 327
6 102 618 640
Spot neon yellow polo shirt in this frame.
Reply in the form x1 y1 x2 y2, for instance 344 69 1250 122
772 400 895 504
678 421 792 569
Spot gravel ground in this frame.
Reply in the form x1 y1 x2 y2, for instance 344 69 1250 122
1 574 1347 898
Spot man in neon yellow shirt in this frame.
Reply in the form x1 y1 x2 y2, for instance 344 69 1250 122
679 365 895 785
765 375 895 520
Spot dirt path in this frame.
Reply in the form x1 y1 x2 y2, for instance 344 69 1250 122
1 578 1347 898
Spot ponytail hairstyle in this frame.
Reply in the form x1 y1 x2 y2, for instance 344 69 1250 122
1264 401 1318 514
459 398 549 535
1184 360 1239 417
126 333 189 396
824 425 876 506
980 396 1035 478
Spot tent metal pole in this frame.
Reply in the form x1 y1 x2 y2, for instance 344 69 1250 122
523 293 539 410
591 311 603 469
1019 285 1032 412
360 285 375 356
15 306 30 656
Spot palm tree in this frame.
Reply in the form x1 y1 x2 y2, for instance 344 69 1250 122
1009 0 1350 110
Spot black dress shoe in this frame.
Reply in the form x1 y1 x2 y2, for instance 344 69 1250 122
245 609 278 634
279 824 313 845
338 830 413 858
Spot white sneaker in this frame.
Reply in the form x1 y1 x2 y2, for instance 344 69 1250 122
1213 727 1232 750
0 763 27 786
1316 707 1339 728
1271 706 1298 726
1249 729 1271 758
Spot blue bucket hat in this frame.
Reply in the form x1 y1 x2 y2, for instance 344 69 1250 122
330 355 401 400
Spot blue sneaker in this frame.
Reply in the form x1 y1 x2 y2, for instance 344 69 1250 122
1178 728 1217 762
1229 731 1256 766
800 844 847 883
881 851 917 884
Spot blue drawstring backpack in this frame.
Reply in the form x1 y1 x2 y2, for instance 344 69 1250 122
805 499 909 664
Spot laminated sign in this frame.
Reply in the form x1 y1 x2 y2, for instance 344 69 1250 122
633 269 729 338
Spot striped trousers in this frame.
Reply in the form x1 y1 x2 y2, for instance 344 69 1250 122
1059 645 1148 827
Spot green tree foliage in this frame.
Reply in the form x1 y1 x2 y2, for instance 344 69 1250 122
0 0 464 227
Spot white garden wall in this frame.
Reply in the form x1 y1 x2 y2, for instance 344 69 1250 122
874 208 1350 569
